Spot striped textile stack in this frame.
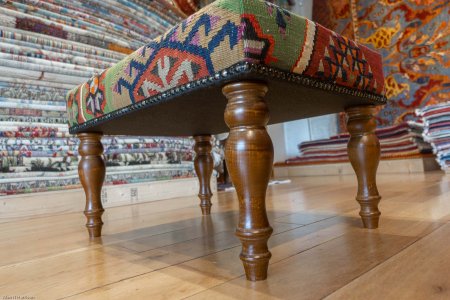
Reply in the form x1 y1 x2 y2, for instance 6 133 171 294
416 103 450 172
0 0 199 195
285 123 431 165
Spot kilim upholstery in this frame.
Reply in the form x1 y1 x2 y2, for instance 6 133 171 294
66 0 385 135
67 0 386 282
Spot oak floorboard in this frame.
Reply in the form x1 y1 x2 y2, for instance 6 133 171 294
65 216 365 300
187 231 416 300
0 219 298 299
0 176 357 267
325 222 450 300
1 172 449 299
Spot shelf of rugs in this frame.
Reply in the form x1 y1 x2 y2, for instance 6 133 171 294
285 122 432 165
416 102 450 173
0 0 197 195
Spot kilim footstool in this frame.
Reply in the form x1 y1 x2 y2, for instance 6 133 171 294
66 0 386 281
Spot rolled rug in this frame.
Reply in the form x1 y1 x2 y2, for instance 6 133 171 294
0 0 198 195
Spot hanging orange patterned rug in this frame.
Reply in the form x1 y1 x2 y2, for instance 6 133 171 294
313 0 450 128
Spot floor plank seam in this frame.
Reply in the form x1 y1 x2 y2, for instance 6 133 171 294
115 227 237 253
274 214 338 227
0 198 198 225
102 202 219 226
0 240 108 269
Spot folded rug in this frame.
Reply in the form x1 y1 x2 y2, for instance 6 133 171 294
286 122 432 165
417 102 450 172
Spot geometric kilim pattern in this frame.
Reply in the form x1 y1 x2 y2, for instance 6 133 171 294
320 32 375 91
303 24 382 96
66 0 385 129
85 73 107 118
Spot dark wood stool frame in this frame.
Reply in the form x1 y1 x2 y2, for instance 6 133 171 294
77 81 381 281
346 105 382 229
193 135 214 215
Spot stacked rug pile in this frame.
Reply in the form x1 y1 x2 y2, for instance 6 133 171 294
416 103 450 172
0 0 198 195
285 123 431 165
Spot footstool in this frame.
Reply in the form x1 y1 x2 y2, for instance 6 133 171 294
66 0 386 281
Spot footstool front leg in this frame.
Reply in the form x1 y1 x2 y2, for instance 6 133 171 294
223 81 274 281
194 135 214 215
346 105 381 229
78 132 105 238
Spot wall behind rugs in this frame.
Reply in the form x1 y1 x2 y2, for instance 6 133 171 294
313 0 450 129
0 0 200 195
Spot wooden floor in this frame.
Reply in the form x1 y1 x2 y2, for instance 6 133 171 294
2 172 450 299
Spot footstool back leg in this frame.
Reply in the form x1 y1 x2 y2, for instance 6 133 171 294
346 105 382 229
78 132 106 238
194 135 214 215
223 81 274 281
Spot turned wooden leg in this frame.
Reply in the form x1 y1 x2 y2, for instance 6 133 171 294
346 105 381 229
78 132 105 238
223 81 273 281
194 135 214 215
